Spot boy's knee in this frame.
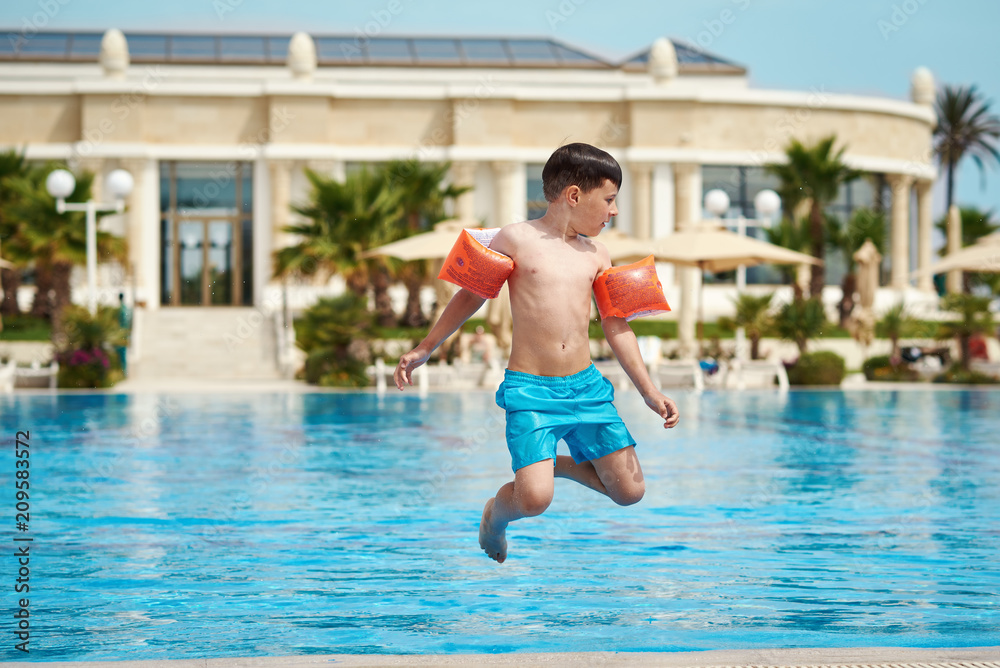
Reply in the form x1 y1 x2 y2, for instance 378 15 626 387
612 481 645 507
518 487 553 517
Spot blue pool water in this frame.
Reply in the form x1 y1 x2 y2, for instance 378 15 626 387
2 388 998 660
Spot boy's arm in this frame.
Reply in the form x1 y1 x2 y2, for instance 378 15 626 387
602 316 680 429
394 288 486 389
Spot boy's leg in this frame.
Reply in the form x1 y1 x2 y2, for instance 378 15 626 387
587 446 645 506
554 456 609 496
479 459 555 563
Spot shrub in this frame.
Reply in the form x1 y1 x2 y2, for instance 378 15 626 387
932 363 1000 385
787 350 846 386
54 305 126 389
861 354 919 382
774 298 828 354
294 293 375 387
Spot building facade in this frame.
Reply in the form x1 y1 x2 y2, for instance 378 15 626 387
0 29 937 317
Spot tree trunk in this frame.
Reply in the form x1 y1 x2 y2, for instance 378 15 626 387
30 262 54 320
1 267 21 317
750 335 760 361
49 261 74 336
945 159 955 212
959 334 971 371
370 266 396 327
838 272 857 328
401 267 428 328
809 200 825 298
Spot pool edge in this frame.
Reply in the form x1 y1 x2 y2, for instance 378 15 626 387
16 646 1000 667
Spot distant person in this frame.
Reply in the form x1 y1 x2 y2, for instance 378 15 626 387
117 292 132 376
394 143 679 563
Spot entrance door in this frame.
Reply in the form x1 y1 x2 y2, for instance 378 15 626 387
172 218 242 306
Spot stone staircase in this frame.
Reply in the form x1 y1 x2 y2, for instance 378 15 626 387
129 307 284 381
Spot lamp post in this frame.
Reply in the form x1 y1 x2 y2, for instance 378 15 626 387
703 188 782 360
46 168 133 314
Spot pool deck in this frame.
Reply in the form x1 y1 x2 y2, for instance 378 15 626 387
18 646 1000 667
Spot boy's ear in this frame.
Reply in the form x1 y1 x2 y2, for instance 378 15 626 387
564 185 581 207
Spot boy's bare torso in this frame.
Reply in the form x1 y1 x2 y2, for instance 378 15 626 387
490 220 610 378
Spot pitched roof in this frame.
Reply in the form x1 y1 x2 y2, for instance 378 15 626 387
0 31 744 73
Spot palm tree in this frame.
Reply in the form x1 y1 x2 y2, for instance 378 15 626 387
933 206 999 293
3 163 125 326
877 300 914 360
718 292 774 360
767 136 860 298
275 166 405 326
828 208 887 327
0 149 28 331
764 216 810 301
934 85 1000 212
774 297 827 355
937 294 994 370
384 159 469 328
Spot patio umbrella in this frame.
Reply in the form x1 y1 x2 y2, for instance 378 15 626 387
363 219 512 353
648 224 822 343
361 219 478 262
594 228 652 263
911 232 1000 278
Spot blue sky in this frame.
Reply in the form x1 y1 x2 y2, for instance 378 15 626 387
3 0 998 218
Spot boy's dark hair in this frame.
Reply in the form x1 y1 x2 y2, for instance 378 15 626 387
541 142 622 202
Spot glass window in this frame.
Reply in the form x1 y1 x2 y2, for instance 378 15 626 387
129 34 168 59
526 164 546 220
551 43 599 63
413 39 461 63
315 37 361 63
507 40 557 64
68 34 102 58
219 36 266 62
266 36 289 62
170 35 217 60
19 33 69 56
460 39 509 63
366 38 413 63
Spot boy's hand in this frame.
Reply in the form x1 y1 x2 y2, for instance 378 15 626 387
643 390 680 429
394 347 431 390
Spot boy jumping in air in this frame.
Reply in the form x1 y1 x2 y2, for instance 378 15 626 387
394 142 680 563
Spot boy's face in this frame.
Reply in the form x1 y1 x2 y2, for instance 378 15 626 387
572 179 619 234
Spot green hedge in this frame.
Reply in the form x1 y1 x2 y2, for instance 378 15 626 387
787 350 846 386
861 354 919 382
932 364 1000 385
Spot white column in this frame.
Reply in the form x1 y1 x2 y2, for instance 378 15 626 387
135 158 159 310
269 160 293 252
946 204 963 294
915 179 934 292
652 163 675 286
674 163 701 360
451 161 478 222
630 162 653 241
491 161 523 227
253 157 272 308
887 173 914 290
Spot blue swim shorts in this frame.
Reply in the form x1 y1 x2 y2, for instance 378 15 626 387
495 364 636 472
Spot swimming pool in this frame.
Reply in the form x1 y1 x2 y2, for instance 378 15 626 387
3 388 998 660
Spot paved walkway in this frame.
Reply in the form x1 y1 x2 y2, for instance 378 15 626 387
15 646 1000 667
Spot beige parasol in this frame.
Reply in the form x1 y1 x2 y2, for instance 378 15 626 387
911 232 1000 278
648 224 822 343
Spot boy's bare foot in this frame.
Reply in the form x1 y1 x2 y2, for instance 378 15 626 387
479 497 507 563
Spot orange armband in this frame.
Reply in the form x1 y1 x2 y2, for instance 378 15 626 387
593 255 671 321
437 228 514 300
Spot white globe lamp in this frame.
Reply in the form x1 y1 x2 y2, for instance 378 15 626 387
106 169 134 200
45 169 76 200
753 189 781 225
704 189 730 218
